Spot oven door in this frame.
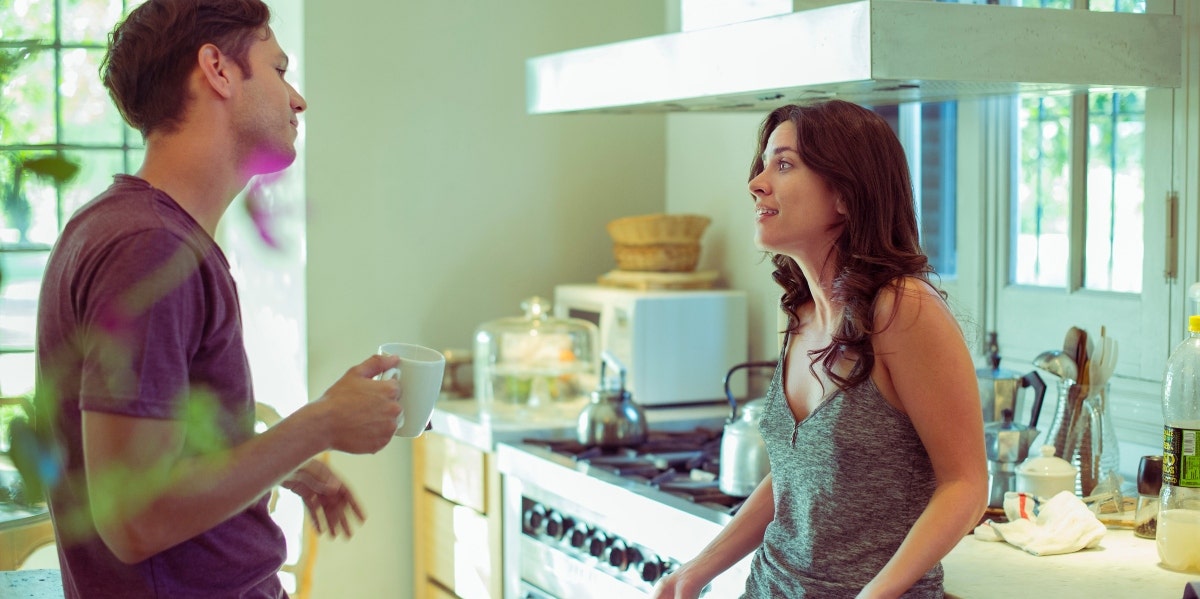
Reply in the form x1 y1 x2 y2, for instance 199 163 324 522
517 581 558 599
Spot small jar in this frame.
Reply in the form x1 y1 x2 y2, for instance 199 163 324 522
1134 455 1163 539
1016 445 1078 499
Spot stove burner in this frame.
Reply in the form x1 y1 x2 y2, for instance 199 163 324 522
523 428 747 515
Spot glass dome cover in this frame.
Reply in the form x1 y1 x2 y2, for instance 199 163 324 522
473 296 598 421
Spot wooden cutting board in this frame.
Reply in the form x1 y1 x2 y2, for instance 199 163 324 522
597 269 719 290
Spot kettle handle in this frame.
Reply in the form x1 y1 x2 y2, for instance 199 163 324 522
723 361 777 421
1021 370 1047 429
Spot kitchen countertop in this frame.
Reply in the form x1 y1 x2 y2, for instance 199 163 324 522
943 528 1198 597
0 570 63 598
441 399 1200 596
427 397 731 452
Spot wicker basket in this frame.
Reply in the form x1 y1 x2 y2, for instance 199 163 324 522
606 214 711 245
613 242 701 272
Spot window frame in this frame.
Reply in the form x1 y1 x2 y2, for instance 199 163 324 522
969 0 1181 452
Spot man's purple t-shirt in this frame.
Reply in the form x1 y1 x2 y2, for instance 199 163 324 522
35 175 287 598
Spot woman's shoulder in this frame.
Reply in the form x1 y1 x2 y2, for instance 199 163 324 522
871 276 947 324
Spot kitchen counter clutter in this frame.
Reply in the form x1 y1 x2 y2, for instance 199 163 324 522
943 528 1198 597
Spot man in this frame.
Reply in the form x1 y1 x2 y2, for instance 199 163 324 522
33 1 403 596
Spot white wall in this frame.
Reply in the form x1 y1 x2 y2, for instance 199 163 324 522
302 2 667 596
666 113 782 365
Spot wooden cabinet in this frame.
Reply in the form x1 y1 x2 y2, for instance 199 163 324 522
412 432 503 599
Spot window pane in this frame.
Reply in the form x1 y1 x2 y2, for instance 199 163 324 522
1010 0 1071 8
919 102 957 278
0 0 55 40
59 0 124 45
62 149 124 217
874 103 958 278
1088 0 1145 12
1002 0 1144 11
1084 91 1144 292
0 48 55 144
126 124 144 147
0 251 47 351
0 152 60 247
61 48 125 144
1013 95 1071 286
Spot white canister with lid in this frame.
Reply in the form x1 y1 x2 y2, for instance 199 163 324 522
1016 444 1079 499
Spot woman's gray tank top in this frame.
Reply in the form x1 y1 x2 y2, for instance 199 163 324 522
741 341 943 598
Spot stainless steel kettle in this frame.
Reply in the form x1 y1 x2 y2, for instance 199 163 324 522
576 352 647 449
718 361 775 497
977 335 1047 427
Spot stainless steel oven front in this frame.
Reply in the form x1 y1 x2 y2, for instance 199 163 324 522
498 441 753 599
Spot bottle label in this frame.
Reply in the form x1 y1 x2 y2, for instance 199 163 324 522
1163 426 1200 487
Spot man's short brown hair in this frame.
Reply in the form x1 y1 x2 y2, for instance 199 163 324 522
101 0 271 136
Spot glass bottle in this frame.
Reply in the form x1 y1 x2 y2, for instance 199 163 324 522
1156 314 1200 573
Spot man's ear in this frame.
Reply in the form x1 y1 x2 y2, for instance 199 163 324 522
196 43 236 99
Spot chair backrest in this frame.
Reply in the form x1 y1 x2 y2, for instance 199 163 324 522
254 402 318 598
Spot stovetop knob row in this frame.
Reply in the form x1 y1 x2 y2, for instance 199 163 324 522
521 500 674 586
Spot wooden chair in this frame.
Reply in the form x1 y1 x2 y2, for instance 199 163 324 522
255 403 320 599
1 394 56 571
0 508 54 571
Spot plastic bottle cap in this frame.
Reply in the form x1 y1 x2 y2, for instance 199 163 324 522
1190 314 1200 333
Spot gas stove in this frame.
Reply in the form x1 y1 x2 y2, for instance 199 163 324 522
497 427 755 599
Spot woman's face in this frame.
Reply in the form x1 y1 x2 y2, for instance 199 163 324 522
748 120 845 259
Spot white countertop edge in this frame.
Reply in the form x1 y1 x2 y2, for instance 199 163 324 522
427 398 732 452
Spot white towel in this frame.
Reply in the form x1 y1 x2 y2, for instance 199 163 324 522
973 491 1107 556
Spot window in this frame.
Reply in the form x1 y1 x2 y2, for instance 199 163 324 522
876 102 959 280
1013 90 1147 292
987 0 1176 454
1008 0 1148 291
1 0 311 588
1 0 146 443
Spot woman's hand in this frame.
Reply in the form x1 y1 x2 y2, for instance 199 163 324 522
650 567 705 599
283 458 365 538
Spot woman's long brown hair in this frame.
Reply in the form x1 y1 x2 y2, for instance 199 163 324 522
749 100 943 393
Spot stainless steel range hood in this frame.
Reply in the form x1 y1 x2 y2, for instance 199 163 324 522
526 0 1181 114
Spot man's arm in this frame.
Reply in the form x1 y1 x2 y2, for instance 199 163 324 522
83 353 402 564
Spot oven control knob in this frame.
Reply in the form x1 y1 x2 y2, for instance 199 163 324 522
641 557 664 583
606 539 642 571
587 531 609 558
567 523 589 548
545 511 571 540
522 503 547 535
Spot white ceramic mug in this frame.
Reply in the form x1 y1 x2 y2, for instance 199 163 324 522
377 343 445 438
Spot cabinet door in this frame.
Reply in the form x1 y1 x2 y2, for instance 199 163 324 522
422 433 488 513
413 432 504 599
422 491 495 598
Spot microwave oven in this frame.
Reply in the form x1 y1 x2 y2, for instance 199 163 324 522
553 284 748 406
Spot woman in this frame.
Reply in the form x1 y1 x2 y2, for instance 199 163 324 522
652 101 987 599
